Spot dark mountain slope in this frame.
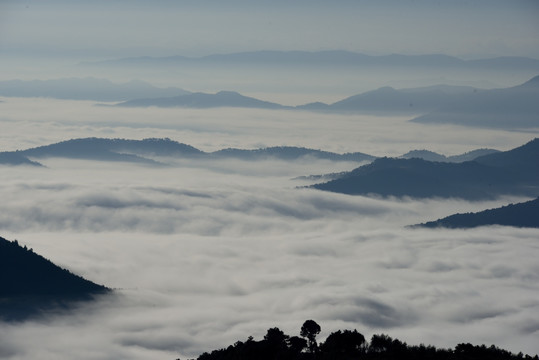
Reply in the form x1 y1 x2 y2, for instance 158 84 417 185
312 138 539 200
415 197 539 229
115 91 288 109
313 157 516 199
0 236 109 321
474 137 539 178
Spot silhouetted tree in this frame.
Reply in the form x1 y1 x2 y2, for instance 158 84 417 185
288 336 307 354
263 327 289 359
192 320 539 360
301 319 321 354
321 329 366 359
265 327 289 347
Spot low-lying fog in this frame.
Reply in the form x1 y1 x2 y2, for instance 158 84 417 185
1 98 538 359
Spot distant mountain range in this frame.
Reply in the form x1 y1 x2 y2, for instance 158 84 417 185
1 138 504 168
399 148 500 163
312 138 539 200
298 84 478 114
2 74 538 129
211 146 374 162
114 90 289 109
0 236 109 321
0 77 190 102
81 50 539 71
112 76 539 129
414 197 539 229
410 75 539 128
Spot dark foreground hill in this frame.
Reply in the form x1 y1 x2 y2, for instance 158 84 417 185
414 197 539 229
189 320 538 360
312 138 539 200
0 236 110 321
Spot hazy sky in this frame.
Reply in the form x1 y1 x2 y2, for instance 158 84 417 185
1 0 539 60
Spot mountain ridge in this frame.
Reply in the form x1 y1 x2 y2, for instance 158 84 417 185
3 138 504 166
81 50 539 70
410 75 539 128
114 90 289 109
311 138 539 200
0 236 110 321
414 197 539 229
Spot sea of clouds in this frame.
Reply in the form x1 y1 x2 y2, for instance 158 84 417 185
0 98 538 359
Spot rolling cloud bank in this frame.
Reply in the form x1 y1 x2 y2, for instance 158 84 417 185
0 97 538 359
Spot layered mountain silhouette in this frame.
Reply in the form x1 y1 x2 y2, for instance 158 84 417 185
17 138 203 164
3 138 374 164
0 236 109 321
298 85 477 114
399 148 499 163
414 197 539 229
312 138 539 200
109 76 539 130
3 73 538 130
0 77 190 102
2 137 511 168
211 146 374 162
81 50 539 71
411 75 539 128
114 90 288 109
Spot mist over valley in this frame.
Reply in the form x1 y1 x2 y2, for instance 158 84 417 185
1 1 539 359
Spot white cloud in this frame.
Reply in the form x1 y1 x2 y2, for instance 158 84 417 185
1 98 538 359
1 152 539 359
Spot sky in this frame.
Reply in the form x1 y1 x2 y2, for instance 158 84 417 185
1 0 539 60
1 1 539 359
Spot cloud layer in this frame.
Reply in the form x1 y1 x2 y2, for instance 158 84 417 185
1 155 538 359
1 99 538 359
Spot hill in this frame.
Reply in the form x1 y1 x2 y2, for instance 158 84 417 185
414 197 539 229
2 138 375 165
0 77 190 102
311 138 539 200
18 137 203 164
114 90 289 109
399 148 500 163
411 75 539 129
299 85 475 114
0 236 109 321
210 146 375 162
